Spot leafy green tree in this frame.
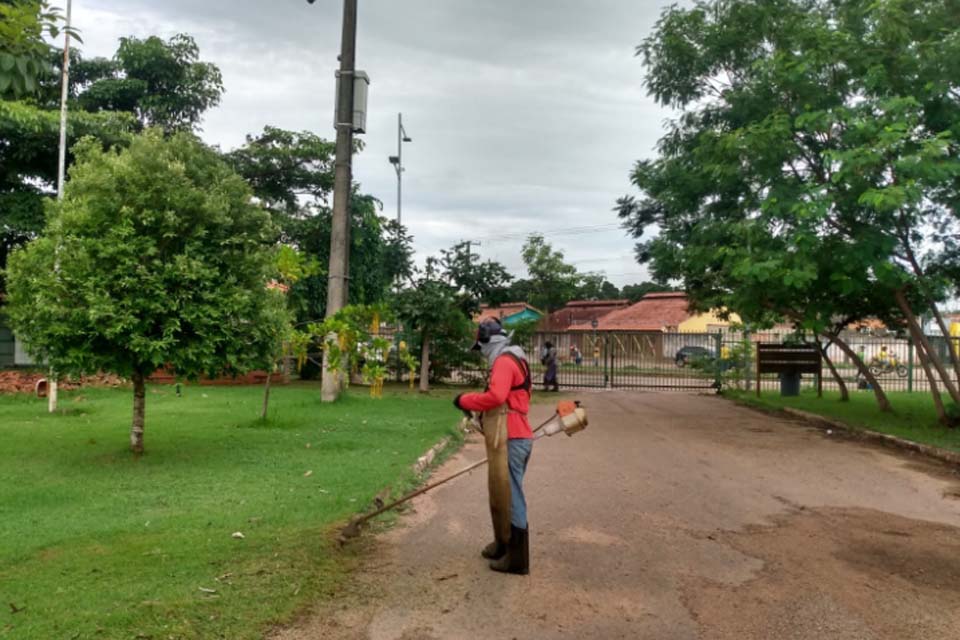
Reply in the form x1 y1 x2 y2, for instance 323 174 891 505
576 273 620 301
505 278 535 306
440 241 513 313
5 131 282 453
521 234 581 312
0 101 133 287
620 0 960 419
0 0 75 98
392 261 466 392
1 32 222 287
227 127 413 322
619 281 676 303
71 34 223 132
393 244 513 391
225 126 336 231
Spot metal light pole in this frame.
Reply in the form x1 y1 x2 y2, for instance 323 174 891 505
49 0 73 413
388 113 412 230
388 114 410 383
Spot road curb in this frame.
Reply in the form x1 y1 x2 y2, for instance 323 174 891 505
412 437 452 476
729 398 960 470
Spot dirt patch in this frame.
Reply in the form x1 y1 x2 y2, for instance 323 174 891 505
682 507 960 640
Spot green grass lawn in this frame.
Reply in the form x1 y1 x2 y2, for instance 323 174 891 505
728 389 960 454
0 383 463 639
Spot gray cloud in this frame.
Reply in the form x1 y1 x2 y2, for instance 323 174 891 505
65 0 677 286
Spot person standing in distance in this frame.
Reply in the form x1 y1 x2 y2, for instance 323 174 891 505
541 340 560 392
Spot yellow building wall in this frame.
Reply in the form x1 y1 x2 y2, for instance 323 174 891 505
678 309 741 333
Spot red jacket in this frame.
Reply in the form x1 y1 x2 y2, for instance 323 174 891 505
459 354 533 439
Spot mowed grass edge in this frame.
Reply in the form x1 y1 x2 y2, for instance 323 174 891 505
728 389 960 454
0 383 463 639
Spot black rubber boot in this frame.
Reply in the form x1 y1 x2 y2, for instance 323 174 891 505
481 540 506 560
490 525 529 575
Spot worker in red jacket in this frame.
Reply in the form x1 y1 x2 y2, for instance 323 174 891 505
454 318 532 575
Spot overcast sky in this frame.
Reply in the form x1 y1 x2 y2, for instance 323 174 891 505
60 0 678 288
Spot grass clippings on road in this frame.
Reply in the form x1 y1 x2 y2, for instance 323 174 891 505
0 383 462 640
729 389 960 454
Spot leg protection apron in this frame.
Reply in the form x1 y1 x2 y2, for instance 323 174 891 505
482 406 512 545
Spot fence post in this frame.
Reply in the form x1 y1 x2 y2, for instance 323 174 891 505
744 326 752 392
604 334 611 389
714 330 723 391
907 337 914 393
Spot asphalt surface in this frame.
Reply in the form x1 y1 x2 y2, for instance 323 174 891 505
274 391 960 640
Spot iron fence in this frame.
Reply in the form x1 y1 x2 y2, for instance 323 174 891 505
720 331 960 395
344 327 960 396
438 331 723 391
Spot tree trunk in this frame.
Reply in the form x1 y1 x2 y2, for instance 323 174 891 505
830 333 891 412
929 303 960 385
130 371 146 454
915 338 949 426
895 288 960 406
419 333 431 393
816 334 848 401
261 365 272 421
902 240 960 384
320 332 340 403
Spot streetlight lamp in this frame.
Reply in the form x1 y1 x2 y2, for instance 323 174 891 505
388 114 411 383
388 113 412 230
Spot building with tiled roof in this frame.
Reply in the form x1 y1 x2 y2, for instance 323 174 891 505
540 299 631 332
474 302 544 327
568 292 738 333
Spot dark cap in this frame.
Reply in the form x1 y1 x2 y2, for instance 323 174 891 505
472 318 507 350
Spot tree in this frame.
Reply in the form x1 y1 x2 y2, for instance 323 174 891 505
5 131 282 453
620 0 960 419
227 127 413 323
1 32 222 288
393 260 469 393
72 34 223 132
520 234 581 312
393 244 513 391
225 126 336 234
440 241 513 312
620 281 676 303
0 0 75 99
0 101 134 289
505 278 536 306
576 273 620 301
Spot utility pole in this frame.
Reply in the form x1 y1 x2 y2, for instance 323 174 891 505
321 0 359 402
49 0 73 414
463 240 481 265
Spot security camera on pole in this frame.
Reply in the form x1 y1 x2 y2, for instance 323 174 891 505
312 0 370 402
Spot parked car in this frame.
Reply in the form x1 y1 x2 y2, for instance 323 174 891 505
675 345 714 367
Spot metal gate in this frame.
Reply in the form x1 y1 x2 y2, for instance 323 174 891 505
525 331 722 391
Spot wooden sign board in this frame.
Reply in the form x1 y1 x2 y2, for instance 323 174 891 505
756 343 822 397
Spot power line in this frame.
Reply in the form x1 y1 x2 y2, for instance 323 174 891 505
475 222 622 243
570 257 632 265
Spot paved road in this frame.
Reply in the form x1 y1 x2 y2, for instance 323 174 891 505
274 391 960 640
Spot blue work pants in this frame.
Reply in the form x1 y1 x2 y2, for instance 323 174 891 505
508 438 533 529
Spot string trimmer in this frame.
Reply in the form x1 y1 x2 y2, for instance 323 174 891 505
338 401 588 542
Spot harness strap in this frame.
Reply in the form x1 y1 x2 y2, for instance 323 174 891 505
500 352 532 393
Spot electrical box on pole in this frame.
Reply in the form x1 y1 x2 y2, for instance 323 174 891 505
335 70 370 133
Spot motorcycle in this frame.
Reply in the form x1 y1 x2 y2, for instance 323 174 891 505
868 359 908 378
